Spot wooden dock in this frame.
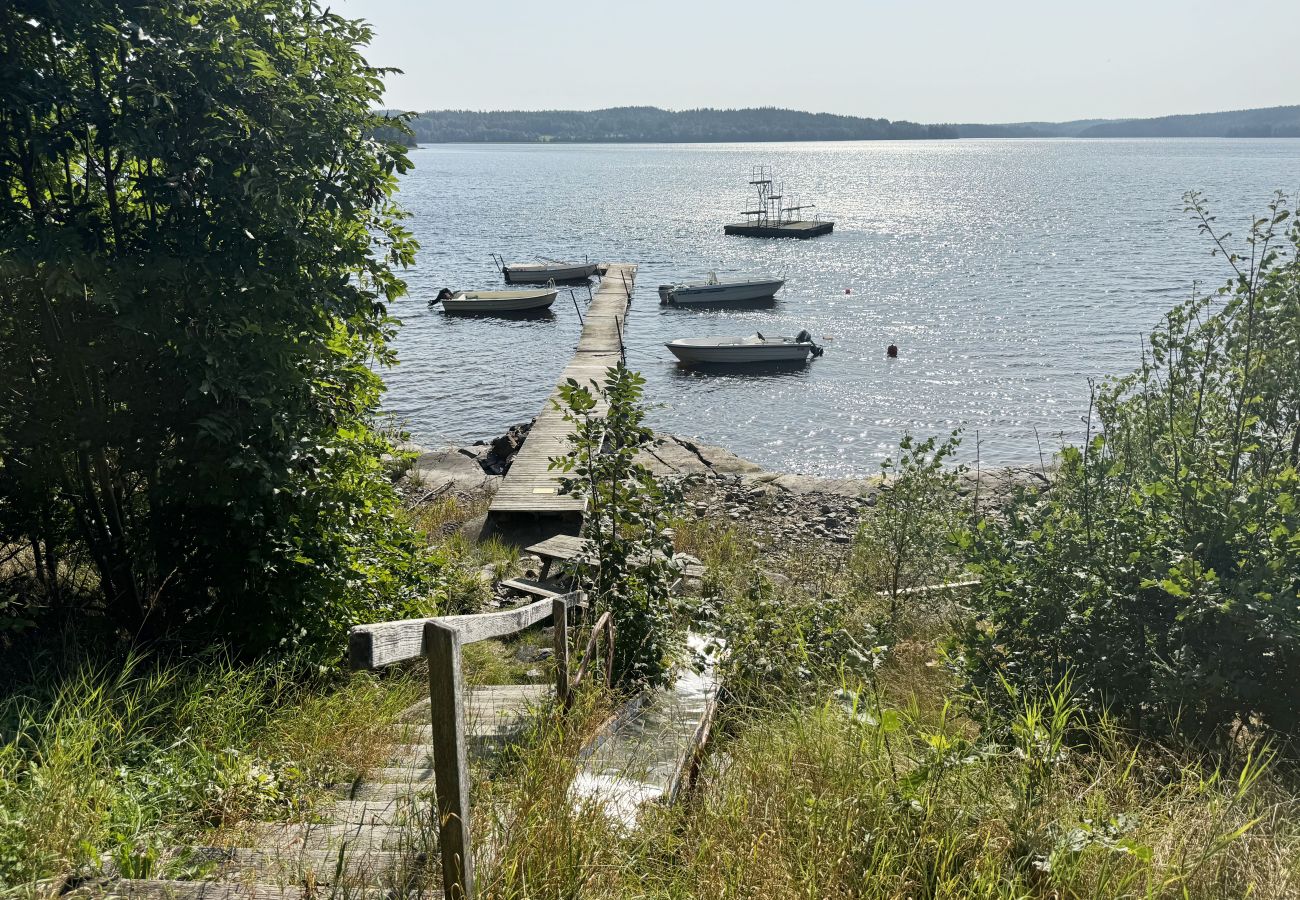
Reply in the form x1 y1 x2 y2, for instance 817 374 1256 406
488 263 637 524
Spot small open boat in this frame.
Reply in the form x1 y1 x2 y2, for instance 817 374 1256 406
491 254 598 284
438 288 558 314
666 330 824 365
658 273 785 306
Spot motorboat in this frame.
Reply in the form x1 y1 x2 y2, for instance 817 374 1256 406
658 273 785 306
665 330 824 365
436 287 558 314
491 254 598 284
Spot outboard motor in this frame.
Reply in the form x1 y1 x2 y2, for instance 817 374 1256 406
795 329 825 357
658 284 675 305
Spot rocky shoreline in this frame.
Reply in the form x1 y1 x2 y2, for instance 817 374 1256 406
397 422 1050 549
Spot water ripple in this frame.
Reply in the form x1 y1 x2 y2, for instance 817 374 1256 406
383 139 1300 475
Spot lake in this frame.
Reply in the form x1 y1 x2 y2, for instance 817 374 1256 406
382 139 1300 475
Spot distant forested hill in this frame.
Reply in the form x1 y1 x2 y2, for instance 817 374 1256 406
395 106 956 143
952 105 1300 138
372 104 1300 144
1076 105 1300 137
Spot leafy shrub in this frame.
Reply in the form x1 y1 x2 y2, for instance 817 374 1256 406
699 576 871 710
0 0 434 656
961 192 1300 745
853 432 967 628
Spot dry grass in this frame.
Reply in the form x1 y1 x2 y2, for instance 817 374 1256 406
455 508 1300 899
474 688 630 898
0 655 422 894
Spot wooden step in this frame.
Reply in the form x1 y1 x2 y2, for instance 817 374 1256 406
498 577 562 599
396 697 431 722
329 780 433 802
385 744 435 767
165 846 414 885
357 766 435 786
247 822 422 854
321 797 431 827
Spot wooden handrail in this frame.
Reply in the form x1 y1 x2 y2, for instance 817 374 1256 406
348 591 586 670
347 588 593 900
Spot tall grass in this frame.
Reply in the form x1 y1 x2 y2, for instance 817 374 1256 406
0 653 420 893
407 494 520 617
464 676 1299 899
623 691 1298 898
474 689 631 899
461 502 1300 899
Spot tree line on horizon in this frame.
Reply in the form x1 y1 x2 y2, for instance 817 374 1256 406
385 106 957 143
377 103 1300 144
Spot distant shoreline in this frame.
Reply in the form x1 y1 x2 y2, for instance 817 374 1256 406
378 104 1300 145
406 135 1300 145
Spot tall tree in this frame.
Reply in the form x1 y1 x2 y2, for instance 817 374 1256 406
0 0 431 653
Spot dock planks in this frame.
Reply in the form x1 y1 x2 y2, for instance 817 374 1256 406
489 264 637 520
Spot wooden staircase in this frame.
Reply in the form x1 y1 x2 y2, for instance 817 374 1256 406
73 685 549 899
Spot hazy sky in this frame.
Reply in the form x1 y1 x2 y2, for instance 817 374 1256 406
336 0 1299 123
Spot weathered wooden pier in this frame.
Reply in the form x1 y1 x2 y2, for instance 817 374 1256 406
487 263 637 527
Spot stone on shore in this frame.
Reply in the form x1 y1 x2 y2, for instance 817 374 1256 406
410 449 499 495
637 435 713 477
768 473 877 498
687 439 765 475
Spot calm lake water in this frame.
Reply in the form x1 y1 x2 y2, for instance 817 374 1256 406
382 139 1300 475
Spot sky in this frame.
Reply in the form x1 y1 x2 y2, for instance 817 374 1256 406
335 0 1300 123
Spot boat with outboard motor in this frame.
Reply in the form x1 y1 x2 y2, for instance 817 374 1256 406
435 287 559 314
665 330 824 365
491 253 598 284
658 272 785 306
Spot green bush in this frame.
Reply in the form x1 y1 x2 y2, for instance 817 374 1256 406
0 0 435 656
961 192 1300 745
699 576 870 710
853 432 967 629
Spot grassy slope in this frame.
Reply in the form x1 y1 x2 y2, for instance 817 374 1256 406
0 656 423 892
470 509 1300 899
8 488 1298 898
0 491 518 895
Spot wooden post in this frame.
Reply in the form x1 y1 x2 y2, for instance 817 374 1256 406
552 596 570 707
425 621 474 900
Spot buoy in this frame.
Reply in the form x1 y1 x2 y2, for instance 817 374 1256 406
844 288 852 294
886 344 898 358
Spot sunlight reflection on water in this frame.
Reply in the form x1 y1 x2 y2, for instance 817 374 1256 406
383 139 1300 475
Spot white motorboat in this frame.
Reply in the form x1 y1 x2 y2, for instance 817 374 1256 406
666 330 824 365
437 288 558 314
658 273 784 305
492 254 598 284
